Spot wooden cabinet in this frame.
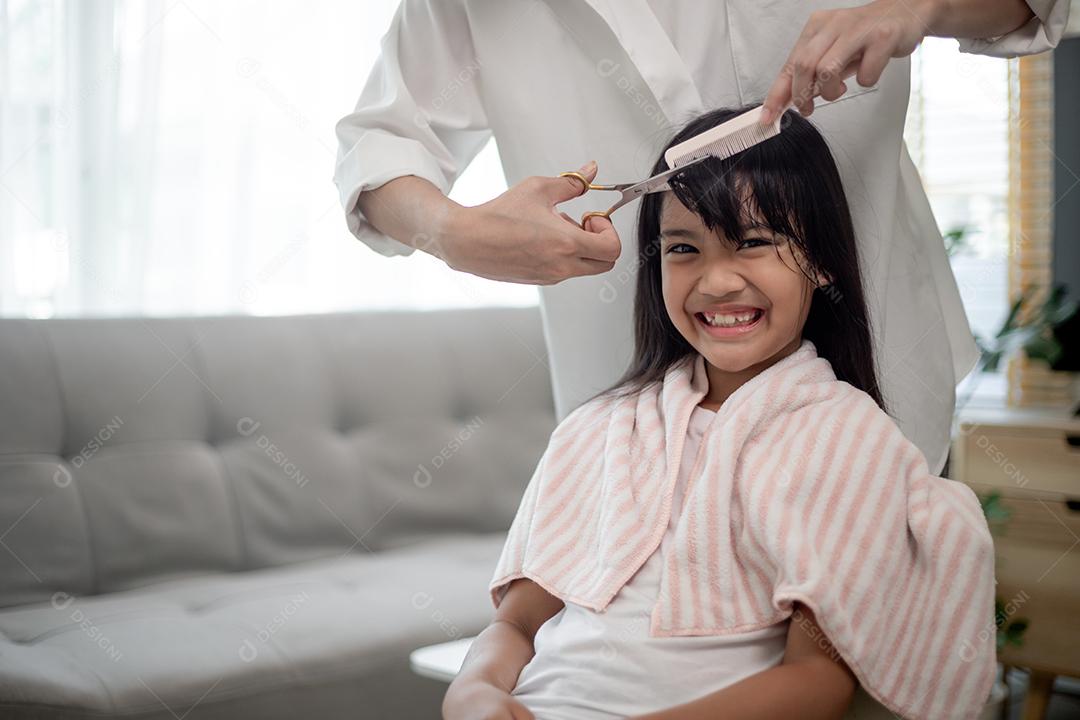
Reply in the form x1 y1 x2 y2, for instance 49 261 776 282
951 407 1080 719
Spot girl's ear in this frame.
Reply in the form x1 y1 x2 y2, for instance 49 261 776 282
815 271 834 288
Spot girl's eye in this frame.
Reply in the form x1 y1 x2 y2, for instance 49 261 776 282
739 237 773 249
665 243 697 255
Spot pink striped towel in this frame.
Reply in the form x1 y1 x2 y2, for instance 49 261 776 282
490 338 997 720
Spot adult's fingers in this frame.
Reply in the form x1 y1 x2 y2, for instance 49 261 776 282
568 256 618 279
790 27 839 116
575 214 621 265
817 34 867 101
856 33 894 88
760 63 794 126
558 210 581 227
762 10 831 122
583 214 612 234
543 160 598 205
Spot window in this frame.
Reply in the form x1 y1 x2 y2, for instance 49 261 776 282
0 0 528 318
905 37 1015 405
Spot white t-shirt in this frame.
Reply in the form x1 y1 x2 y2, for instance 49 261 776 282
510 404 790 720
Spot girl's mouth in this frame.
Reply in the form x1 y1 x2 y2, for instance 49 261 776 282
694 309 765 338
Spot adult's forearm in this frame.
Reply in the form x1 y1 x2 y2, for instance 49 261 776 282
917 0 1035 39
354 175 462 261
633 660 854 720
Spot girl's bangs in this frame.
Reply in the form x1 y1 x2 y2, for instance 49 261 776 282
665 145 808 251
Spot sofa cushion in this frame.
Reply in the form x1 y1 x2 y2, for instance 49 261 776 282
0 308 554 606
0 533 505 719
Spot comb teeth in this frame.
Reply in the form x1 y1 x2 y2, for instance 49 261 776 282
664 104 782 168
663 85 881 169
670 123 782 167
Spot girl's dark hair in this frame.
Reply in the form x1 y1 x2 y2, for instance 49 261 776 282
590 105 886 412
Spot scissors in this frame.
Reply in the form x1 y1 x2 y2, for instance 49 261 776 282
558 154 710 230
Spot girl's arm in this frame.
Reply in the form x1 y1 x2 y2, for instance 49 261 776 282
442 578 565 718
631 603 858 720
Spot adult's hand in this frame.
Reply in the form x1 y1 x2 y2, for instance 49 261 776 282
760 0 932 124
355 160 621 285
439 161 622 285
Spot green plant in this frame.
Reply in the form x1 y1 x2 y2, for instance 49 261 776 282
943 225 1077 389
943 225 973 257
996 598 1029 653
958 283 1078 410
975 284 1078 373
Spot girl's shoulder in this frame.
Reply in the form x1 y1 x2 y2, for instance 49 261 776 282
546 389 626 442
754 376 898 446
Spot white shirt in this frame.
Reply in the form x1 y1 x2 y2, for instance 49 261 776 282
509 403 790 720
333 0 1071 476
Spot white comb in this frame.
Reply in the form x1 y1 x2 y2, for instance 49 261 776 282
663 85 879 169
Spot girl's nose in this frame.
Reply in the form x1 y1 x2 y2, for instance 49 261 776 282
697 259 749 296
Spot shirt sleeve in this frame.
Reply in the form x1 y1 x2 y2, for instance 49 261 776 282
332 0 493 257
956 0 1071 57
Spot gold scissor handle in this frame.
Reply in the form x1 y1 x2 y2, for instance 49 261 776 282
558 171 624 192
579 210 612 228
558 171 619 229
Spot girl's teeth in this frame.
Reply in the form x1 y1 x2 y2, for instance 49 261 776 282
703 311 759 327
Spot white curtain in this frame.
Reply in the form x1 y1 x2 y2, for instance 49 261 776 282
0 0 532 318
1 2 1017 326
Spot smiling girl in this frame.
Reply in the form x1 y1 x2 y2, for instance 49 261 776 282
442 107 997 720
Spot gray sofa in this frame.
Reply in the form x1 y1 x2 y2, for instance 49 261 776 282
0 308 556 719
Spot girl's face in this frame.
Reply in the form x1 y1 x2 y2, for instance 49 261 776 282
659 192 827 383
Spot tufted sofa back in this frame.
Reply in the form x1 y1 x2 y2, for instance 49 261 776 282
0 308 556 608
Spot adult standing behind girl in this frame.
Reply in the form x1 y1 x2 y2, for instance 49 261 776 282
334 0 1070 479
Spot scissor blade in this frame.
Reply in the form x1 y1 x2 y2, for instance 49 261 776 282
619 154 710 203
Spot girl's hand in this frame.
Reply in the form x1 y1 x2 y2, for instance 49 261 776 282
442 681 536 720
760 0 935 123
